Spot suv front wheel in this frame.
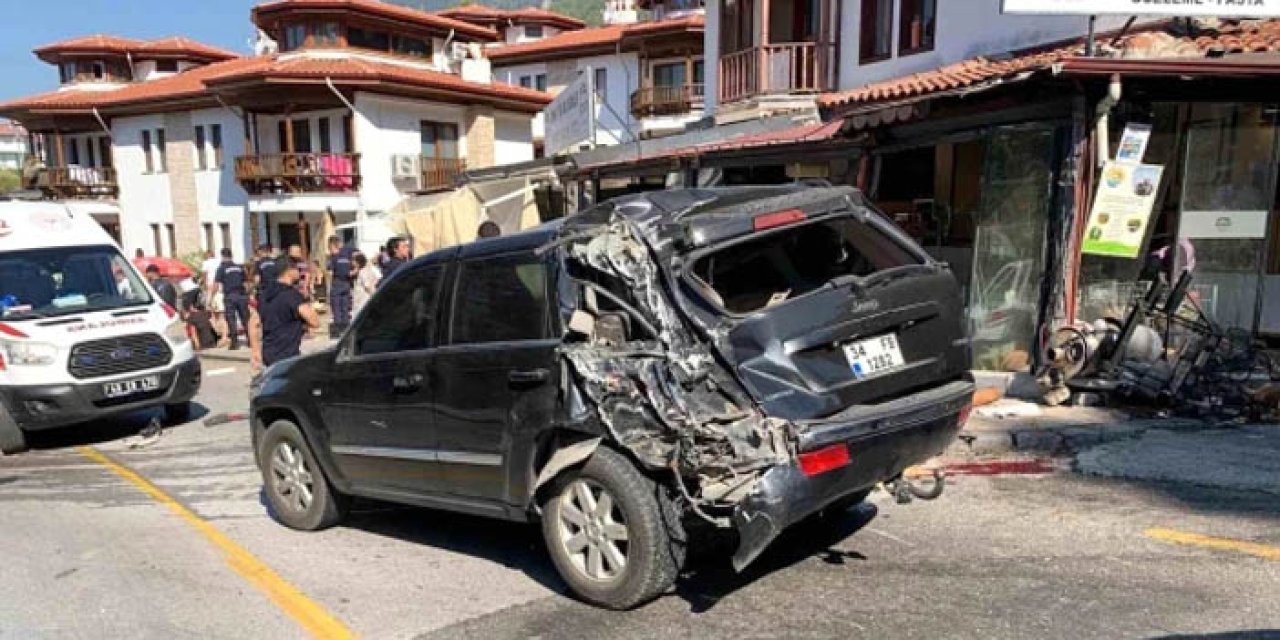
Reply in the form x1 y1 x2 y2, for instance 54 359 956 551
542 447 687 610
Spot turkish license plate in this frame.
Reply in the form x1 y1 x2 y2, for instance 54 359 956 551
103 375 161 399
843 333 905 379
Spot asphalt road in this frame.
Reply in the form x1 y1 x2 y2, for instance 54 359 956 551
2 356 1278 639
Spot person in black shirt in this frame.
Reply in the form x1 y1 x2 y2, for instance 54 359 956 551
382 236 410 282
253 243 279 288
255 263 319 367
145 265 178 308
325 236 354 334
212 248 249 350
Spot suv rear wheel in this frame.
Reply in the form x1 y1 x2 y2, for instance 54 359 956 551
541 447 686 610
259 419 348 530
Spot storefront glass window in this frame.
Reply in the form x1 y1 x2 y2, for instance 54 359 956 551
1177 103 1279 332
969 125 1058 372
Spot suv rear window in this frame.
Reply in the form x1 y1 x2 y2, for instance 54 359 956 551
689 216 922 314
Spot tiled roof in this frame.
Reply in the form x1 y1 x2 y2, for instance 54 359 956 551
486 15 703 62
439 5 586 30
252 0 499 41
0 120 27 137
203 54 552 109
819 18 1280 111
33 34 238 63
0 52 550 115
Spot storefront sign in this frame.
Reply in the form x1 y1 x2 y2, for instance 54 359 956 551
1116 124 1152 164
1178 210 1269 239
544 68 595 156
1003 0 1280 16
1082 161 1164 258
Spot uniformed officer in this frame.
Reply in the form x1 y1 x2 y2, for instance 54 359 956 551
253 243 279 288
325 236 354 335
212 248 249 351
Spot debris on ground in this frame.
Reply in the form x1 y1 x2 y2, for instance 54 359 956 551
974 399 1042 420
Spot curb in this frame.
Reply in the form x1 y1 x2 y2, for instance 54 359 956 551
945 417 1209 459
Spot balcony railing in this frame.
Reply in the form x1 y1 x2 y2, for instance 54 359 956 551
34 166 118 199
234 153 361 195
419 156 466 192
630 84 706 118
719 42 834 104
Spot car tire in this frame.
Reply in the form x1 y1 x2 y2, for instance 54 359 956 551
541 447 687 610
163 402 192 425
0 405 28 455
258 419 348 531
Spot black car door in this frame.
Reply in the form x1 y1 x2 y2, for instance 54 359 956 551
431 251 560 505
319 263 446 497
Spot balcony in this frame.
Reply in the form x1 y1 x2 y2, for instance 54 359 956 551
234 153 361 196
719 42 834 104
630 84 705 118
35 166 118 199
419 157 466 193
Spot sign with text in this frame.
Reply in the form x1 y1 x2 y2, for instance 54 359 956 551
1003 0 1280 17
1082 161 1164 258
544 69 595 156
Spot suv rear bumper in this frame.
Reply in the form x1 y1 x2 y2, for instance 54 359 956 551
731 377 973 570
0 357 201 432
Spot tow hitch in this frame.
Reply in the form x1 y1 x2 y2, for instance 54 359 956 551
884 468 946 504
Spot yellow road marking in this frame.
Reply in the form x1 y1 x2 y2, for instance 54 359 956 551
1145 527 1280 562
77 446 355 639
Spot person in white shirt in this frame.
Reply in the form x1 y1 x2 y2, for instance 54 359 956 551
200 250 221 290
352 252 381 316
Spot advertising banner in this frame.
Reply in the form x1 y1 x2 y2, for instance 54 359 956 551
1003 0 1280 17
1082 161 1164 258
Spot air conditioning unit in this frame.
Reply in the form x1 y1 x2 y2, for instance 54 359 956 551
391 154 421 191
449 42 471 63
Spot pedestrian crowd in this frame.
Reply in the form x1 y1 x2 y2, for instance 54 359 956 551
141 235 411 374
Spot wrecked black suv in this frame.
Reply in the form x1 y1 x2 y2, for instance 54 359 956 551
250 185 973 609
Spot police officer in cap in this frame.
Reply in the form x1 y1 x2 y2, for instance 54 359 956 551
325 236 355 335
211 248 249 350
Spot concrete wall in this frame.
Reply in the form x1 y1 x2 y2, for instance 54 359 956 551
504 24 564 44
353 92 470 213
113 114 175 256
189 107 249 261
495 112 535 164
833 0 1127 90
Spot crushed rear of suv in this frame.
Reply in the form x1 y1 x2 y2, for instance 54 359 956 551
251 185 972 609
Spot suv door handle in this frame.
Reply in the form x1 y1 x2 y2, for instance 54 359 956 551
392 373 423 393
508 368 549 386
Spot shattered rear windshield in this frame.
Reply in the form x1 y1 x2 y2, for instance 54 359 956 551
690 216 922 314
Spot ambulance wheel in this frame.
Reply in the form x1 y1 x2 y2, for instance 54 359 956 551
0 405 29 455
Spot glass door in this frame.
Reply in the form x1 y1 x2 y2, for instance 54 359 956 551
1177 103 1280 333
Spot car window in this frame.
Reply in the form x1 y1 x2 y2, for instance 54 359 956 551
450 254 549 344
352 265 443 356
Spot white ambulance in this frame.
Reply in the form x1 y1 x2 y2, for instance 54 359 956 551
0 199 200 454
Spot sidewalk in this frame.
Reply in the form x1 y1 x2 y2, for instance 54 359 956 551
945 399 1210 459
198 335 338 364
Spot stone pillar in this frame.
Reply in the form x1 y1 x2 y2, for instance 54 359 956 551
163 111 202 256
464 105 495 170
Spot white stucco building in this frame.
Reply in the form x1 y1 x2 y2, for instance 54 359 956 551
0 121 28 170
0 0 548 258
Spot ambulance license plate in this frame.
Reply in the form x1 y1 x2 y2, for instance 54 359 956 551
103 375 161 399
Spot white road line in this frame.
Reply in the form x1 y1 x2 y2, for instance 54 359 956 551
206 367 237 377
865 527 915 547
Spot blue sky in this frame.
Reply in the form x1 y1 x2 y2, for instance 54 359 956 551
0 0 259 102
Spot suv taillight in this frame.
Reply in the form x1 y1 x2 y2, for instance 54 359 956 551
798 443 851 477
753 209 806 231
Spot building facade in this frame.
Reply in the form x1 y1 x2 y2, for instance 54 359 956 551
0 121 28 170
0 0 548 260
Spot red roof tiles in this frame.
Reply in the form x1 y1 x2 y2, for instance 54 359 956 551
486 15 703 63
0 52 549 116
439 5 586 30
252 0 499 41
819 19 1280 111
33 35 238 63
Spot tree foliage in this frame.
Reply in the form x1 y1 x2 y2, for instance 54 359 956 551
0 169 20 194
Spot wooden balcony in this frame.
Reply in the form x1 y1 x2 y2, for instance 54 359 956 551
630 84 705 118
234 153 361 195
34 166 118 199
719 42 834 104
419 157 466 193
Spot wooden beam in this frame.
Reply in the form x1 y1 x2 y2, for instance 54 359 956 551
54 130 65 167
284 114 295 154
758 0 770 93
